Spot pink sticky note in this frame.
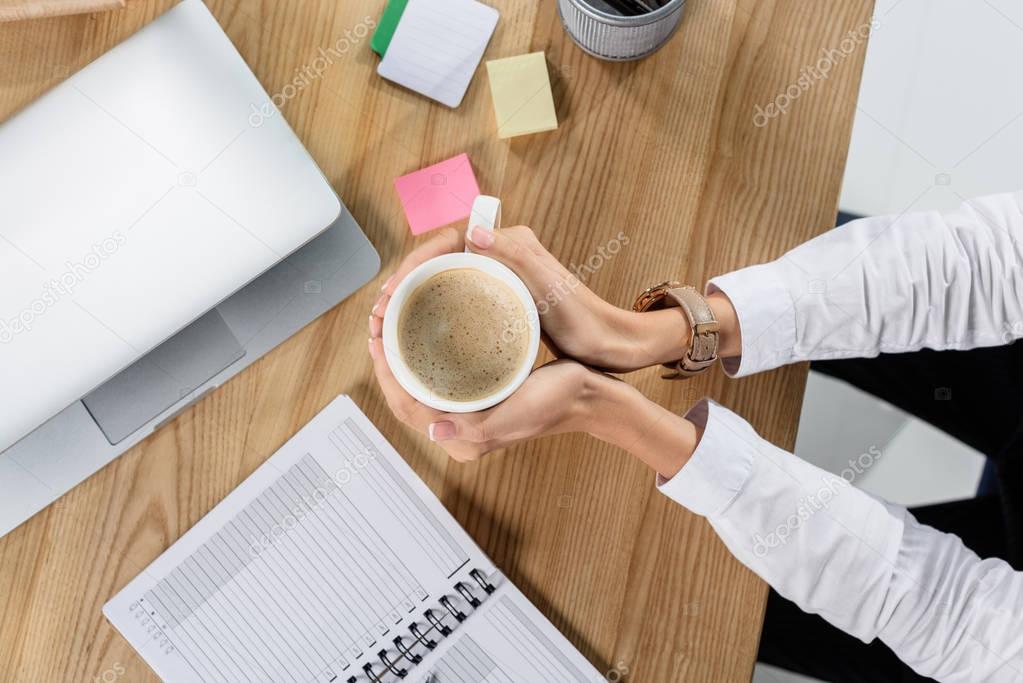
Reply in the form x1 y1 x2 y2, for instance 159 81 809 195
394 153 481 235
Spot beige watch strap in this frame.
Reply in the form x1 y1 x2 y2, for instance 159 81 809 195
660 286 720 379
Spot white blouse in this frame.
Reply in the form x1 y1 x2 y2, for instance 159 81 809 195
660 191 1023 682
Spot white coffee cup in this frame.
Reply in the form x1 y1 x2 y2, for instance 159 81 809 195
382 197 540 413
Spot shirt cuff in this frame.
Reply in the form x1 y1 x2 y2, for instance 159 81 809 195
708 261 797 377
656 399 756 518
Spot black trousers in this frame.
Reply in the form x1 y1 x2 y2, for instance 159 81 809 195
756 343 1023 682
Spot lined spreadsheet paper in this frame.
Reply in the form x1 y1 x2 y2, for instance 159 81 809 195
377 0 499 108
103 396 605 683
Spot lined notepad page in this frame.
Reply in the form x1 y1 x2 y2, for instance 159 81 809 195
104 396 496 682
103 396 604 683
377 0 499 108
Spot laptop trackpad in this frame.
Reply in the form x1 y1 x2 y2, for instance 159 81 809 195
82 309 245 445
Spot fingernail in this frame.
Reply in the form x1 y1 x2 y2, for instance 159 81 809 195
381 276 394 292
428 421 455 441
469 226 494 249
367 338 377 358
372 293 387 316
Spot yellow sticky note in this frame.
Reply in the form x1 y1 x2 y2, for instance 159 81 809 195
486 52 558 139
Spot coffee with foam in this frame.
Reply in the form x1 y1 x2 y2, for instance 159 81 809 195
397 269 530 402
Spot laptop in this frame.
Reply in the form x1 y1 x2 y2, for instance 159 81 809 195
0 0 380 538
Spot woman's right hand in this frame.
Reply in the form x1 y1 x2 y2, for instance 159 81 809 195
374 223 740 374
464 224 738 372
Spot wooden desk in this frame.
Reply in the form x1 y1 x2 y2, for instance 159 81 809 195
0 1 873 680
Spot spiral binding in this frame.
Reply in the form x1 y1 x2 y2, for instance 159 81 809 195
471 568 496 595
343 568 497 683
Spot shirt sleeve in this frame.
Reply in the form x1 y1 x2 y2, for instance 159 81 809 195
658 400 1023 682
708 191 1023 377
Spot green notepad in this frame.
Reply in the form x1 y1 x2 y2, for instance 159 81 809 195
371 0 410 56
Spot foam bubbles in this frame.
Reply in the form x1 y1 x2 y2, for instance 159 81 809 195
398 269 529 401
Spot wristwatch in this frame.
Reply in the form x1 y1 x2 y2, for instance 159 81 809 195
633 281 720 379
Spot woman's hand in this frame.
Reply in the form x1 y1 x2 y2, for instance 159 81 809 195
369 330 701 475
366 222 721 474
368 331 601 461
461 224 660 371
370 225 739 373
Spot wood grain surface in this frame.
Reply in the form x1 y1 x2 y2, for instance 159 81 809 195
0 0 874 680
0 0 124 23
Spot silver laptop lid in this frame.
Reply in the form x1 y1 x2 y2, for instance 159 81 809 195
0 0 341 452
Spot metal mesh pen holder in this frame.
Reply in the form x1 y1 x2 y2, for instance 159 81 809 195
557 0 687 61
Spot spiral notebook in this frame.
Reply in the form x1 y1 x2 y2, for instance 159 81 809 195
103 396 604 682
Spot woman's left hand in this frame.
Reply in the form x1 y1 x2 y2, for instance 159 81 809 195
369 322 699 476
368 332 603 461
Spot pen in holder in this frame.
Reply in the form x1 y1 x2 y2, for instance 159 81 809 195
557 0 687 61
